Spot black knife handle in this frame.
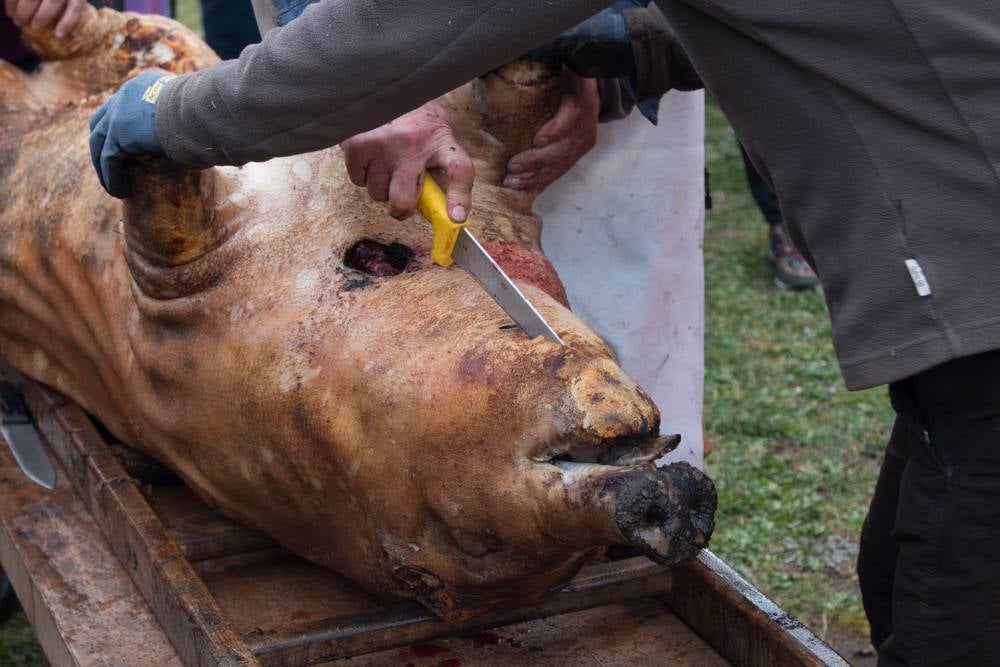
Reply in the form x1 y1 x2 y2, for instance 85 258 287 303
0 383 30 426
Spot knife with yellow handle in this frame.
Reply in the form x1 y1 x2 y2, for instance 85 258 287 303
416 173 564 345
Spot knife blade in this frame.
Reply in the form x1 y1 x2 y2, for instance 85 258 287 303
451 229 564 344
0 382 56 489
417 173 564 345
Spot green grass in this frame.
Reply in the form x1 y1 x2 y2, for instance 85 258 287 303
174 0 202 37
0 609 46 666
702 97 892 639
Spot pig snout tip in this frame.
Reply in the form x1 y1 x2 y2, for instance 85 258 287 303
598 463 717 565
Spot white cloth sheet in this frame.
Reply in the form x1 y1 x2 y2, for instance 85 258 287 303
535 91 706 468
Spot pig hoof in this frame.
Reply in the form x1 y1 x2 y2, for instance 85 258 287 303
602 463 716 565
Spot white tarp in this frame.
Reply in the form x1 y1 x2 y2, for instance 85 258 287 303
536 90 705 468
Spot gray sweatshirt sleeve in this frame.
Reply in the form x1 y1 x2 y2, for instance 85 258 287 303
156 0 611 169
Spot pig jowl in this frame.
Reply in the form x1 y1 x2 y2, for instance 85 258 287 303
0 7 716 619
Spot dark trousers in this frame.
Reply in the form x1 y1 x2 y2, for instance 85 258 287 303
200 0 260 60
739 143 782 225
858 349 1000 665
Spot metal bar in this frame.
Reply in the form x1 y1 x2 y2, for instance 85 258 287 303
660 550 847 666
5 367 260 667
246 557 670 666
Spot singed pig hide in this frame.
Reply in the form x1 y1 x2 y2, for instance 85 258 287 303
0 7 715 619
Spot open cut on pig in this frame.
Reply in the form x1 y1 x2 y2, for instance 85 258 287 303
0 6 716 620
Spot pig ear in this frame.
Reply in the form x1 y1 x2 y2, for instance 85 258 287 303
122 160 223 296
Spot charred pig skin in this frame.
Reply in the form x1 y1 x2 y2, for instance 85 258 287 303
0 7 716 619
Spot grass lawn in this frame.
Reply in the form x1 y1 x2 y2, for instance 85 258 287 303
1 3 888 659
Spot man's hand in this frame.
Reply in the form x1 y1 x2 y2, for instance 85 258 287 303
342 101 474 222
504 74 600 192
89 70 174 199
4 0 86 38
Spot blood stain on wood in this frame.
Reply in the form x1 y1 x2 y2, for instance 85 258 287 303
410 642 447 657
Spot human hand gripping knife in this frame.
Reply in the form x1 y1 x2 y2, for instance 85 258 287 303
417 174 564 345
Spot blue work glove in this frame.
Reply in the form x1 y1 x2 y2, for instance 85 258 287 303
526 7 635 80
89 71 175 199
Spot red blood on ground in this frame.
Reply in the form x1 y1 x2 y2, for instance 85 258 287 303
410 643 447 657
289 609 310 621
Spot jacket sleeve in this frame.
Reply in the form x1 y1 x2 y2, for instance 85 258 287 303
156 0 611 169
594 3 702 123
622 3 702 99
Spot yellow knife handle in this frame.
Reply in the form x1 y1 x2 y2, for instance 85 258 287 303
417 172 466 267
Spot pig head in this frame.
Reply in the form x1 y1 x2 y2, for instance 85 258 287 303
0 7 715 619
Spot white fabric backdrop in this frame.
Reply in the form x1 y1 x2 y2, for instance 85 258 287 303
535 90 705 468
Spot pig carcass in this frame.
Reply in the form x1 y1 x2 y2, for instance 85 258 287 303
0 7 716 619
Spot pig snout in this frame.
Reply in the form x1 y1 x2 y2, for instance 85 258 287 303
542 435 716 565
584 463 715 564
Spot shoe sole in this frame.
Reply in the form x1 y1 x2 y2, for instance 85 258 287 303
767 249 820 291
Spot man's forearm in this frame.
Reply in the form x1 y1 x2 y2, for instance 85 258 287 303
156 0 611 170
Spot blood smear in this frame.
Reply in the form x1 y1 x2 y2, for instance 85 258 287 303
410 643 447 657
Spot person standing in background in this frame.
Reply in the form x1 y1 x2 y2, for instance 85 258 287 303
739 145 819 290
198 0 258 60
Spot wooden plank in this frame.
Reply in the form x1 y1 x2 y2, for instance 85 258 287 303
152 484 278 562
191 547 290 581
662 550 847 666
245 557 673 666
329 597 728 666
0 427 183 666
7 371 260 667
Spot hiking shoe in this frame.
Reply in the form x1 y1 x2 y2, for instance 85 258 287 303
767 223 820 290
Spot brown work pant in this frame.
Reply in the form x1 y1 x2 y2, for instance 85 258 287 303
858 349 1000 665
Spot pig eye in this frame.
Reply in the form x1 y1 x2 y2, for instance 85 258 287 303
344 240 414 277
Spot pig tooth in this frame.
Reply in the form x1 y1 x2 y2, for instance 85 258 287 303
608 434 681 466
552 460 620 485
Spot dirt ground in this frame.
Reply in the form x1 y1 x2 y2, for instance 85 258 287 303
827 629 877 666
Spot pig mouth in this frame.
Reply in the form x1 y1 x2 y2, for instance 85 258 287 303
535 433 682 473
535 434 716 567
